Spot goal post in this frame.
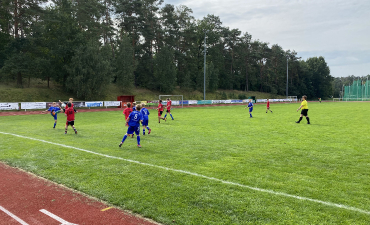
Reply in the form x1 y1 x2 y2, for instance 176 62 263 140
159 95 184 108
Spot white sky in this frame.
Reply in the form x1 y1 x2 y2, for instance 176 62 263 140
166 0 370 77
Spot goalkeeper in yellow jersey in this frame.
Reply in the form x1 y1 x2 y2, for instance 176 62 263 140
296 95 310 124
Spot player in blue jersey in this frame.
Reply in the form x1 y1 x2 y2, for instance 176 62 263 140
132 102 137 111
119 104 143 148
244 99 253 118
140 103 151 135
44 102 61 128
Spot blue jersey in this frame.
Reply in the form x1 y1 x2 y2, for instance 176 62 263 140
48 106 60 114
140 108 150 120
127 111 142 127
248 102 253 108
132 106 136 111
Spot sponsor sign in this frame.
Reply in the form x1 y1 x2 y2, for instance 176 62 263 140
224 100 232 103
188 100 197 105
231 100 243 103
21 102 46 109
179 100 189 105
104 101 121 107
172 101 180 106
85 101 103 107
197 100 212 104
0 103 19 110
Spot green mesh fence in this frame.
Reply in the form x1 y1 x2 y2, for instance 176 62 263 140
343 79 370 101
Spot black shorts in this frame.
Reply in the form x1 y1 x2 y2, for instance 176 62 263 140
301 109 309 116
166 109 170 113
159 111 163 116
66 120 75 126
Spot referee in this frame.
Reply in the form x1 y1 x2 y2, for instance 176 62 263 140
296 95 310 124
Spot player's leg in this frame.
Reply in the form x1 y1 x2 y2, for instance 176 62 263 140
142 125 146 135
135 126 141 147
296 110 304 123
65 122 68 134
305 110 310 124
54 116 57 128
249 108 253 118
120 127 133 147
72 122 77 134
169 110 174 120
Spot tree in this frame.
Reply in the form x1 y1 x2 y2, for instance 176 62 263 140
115 34 136 91
66 40 111 100
152 46 176 92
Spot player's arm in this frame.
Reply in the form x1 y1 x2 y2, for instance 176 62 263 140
297 105 303 111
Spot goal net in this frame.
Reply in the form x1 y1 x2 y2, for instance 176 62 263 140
159 95 184 108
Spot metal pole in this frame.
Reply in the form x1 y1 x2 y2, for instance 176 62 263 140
204 31 207 100
286 57 288 98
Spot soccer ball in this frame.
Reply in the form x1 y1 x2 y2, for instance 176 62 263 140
52 111 56 116
61 103 66 108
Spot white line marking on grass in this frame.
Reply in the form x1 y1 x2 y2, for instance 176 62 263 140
0 205 29 225
40 209 78 225
1 131 370 216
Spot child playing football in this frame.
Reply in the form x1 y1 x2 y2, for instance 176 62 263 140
157 100 165 123
44 102 61 128
140 103 151 135
164 98 174 121
123 102 134 138
59 98 74 112
244 99 253 118
64 102 78 134
266 99 273 113
119 104 143 148
296 95 310 124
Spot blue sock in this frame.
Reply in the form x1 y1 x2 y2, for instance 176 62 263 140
147 126 150 130
170 114 174 119
164 114 167 119
143 129 145 134
121 135 128 143
137 136 140 145
250 114 252 117
53 123 56 128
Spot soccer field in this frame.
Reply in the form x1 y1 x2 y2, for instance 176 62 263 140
1 102 370 224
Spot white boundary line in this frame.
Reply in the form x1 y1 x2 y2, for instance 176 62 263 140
1 131 370 216
0 205 29 225
40 209 78 225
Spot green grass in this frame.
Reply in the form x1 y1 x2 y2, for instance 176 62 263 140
0 102 370 224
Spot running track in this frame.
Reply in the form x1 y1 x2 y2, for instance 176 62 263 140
0 162 159 225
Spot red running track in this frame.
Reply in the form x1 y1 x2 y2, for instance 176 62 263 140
0 162 159 225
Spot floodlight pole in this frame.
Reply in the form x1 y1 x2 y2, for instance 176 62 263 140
204 30 208 100
286 56 289 98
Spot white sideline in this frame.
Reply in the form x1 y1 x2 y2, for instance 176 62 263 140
40 209 78 225
1 131 369 216
0 205 29 225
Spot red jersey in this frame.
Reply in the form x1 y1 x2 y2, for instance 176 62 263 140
166 100 171 110
267 101 270 108
65 103 74 109
65 107 75 121
158 103 164 111
123 107 133 120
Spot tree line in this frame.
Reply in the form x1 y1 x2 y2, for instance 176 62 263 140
0 0 334 100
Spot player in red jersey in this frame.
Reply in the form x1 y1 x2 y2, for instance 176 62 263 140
157 99 165 123
59 98 74 112
163 98 174 121
266 99 273 113
64 102 77 134
123 102 134 137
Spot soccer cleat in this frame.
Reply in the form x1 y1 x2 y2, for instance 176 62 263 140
119 143 122 147
137 145 142 148
307 122 311 124
148 129 151 134
295 121 300 123
165 117 167 122
75 130 77 134
132 134 134 138
143 133 145 135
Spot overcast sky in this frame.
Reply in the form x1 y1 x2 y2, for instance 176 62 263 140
165 0 370 77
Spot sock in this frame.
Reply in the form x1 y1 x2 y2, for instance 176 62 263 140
137 136 140 145
164 114 167 119
143 129 145 134
250 114 252 117
146 126 150 130
170 114 174 119
65 129 67 134
53 123 56 128
298 117 302 122
121 135 128 143
306 117 310 123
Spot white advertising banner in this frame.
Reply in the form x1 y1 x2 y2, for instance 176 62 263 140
21 102 46 109
224 100 232 103
85 101 103 107
172 101 180 106
188 100 197 105
0 103 19 110
212 100 225 104
104 101 121 107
